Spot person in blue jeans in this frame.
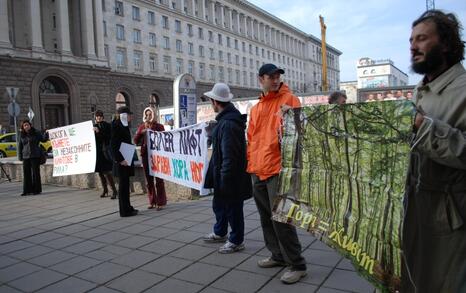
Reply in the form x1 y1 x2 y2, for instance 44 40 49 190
203 83 252 253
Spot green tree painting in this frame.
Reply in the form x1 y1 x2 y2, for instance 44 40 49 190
272 100 415 292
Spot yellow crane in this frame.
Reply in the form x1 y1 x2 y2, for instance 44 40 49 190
319 15 328 92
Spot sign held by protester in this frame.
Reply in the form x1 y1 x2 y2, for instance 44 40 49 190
147 122 209 194
272 101 415 292
49 121 96 176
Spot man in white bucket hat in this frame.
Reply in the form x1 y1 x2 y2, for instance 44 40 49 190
203 83 252 253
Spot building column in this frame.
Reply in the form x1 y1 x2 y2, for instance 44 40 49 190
235 11 240 33
81 0 96 58
219 4 225 28
93 0 105 58
208 0 214 23
56 0 71 54
189 0 195 16
0 0 11 47
198 0 205 20
227 8 232 30
28 0 44 51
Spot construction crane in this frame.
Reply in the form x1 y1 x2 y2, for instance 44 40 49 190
319 15 328 92
426 0 435 10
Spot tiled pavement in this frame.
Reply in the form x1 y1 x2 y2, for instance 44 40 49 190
0 182 375 293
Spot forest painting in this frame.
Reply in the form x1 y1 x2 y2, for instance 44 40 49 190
272 100 416 292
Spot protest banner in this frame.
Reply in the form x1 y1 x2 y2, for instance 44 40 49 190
272 100 415 292
147 122 210 195
49 121 96 177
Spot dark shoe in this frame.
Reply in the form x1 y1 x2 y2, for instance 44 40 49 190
20 193 29 196
121 210 138 217
110 194 117 200
100 191 108 198
33 192 41 195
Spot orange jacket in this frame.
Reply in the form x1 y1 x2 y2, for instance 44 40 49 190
246 83 301 180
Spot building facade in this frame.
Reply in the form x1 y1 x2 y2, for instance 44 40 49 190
356 57 408 89
339 80 357 103
0 0 341 132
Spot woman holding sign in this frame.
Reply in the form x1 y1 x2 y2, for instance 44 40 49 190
134 107 167 210
111 106 138 217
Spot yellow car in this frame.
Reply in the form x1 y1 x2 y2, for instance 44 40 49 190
0 133 52 158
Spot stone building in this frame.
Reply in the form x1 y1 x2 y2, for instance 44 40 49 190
0 0 341 131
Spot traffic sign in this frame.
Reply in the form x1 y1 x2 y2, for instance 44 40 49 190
7 102 20 117
6 87 19 100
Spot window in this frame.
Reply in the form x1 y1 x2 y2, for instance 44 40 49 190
104 44 109 58
218 50 223 62
219 66 224 81
249 44 252 54
115 0 124 16
163 36 170 49
235 55 239 65
176 58 183 74
187 24 193 36
133 51 142 70
102 0 106 11
234 39 238 49
148 11 155 25
132 6 140 20
116 48 126 68
149 54 157 72
176 40 182 52
103 21 107 37
226 37 230 47
250 72 254 86
242 57 246 67
133 29 141 43
242 42 245 52
235 70 240 84
199 63 205 79
208 31 213 42
249 58 253 68
227 53 231 64
218 33 222 45
199 45 204 57
228 68 232 83
198 27 204 39
162 15 169 29
262 48 265 57
209 65 215 81
163 56 171 73
188 42 194 55
256 46 259 56
116 24 125 40
188 60 194 74
149 33 156 47
243 70 247 85
175 20 182 32
209 48 214 59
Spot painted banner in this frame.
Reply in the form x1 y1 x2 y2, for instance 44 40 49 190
49 121 96 177
147 122 209 194
272 100 415 292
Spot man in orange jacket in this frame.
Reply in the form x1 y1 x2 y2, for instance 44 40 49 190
247 64 307 284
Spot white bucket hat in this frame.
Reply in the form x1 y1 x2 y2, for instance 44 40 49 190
203 83 233 102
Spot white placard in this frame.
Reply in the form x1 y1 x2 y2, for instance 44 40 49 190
49 121 96 177
119 142 135 165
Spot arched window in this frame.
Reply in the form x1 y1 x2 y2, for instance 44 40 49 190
149 94 160 108
115 92 127 110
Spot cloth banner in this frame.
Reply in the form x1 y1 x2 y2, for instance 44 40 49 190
49 121 96 177
147 122 209 195
272 100 415 292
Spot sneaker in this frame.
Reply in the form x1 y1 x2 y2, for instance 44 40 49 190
280 269 307 284
203 233 227 243
218 241 245 254
257 257 287 268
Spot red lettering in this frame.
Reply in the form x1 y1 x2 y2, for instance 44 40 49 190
151 154 171 176
190 161 204 184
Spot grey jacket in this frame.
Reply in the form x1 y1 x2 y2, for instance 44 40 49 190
402 63 466 293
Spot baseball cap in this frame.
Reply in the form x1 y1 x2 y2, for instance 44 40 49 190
259 63 285 76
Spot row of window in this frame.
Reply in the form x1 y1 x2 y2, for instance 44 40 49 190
113 49 307 85
110 24 305 70
108 0 308 59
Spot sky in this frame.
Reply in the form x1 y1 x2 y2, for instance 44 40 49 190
248 0 466 85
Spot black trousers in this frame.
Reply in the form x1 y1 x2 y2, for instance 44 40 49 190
23 158 42 194
117 165 134 216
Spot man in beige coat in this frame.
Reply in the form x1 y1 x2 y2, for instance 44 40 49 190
402 10 466 293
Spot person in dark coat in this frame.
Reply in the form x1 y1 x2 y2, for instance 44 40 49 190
402 10 466 292
134 107 167 210
94 110 117 199
203 83 252 253
111 106 138 217
18 120 47 195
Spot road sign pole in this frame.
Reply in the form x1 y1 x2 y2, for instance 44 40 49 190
14 111 19 161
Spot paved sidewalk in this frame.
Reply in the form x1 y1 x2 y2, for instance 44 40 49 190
0 182 375 293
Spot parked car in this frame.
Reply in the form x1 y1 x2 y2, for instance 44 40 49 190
0 132 52 158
